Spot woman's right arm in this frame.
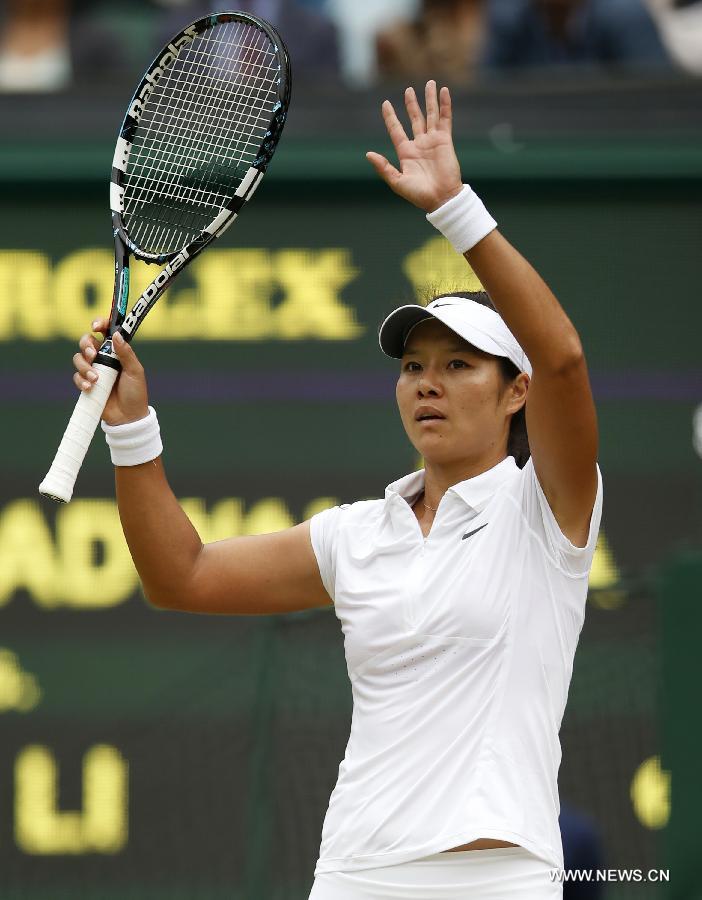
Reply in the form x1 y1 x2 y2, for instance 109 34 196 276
74 320 333 615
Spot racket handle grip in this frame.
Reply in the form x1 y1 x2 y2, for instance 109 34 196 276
39 363 120 503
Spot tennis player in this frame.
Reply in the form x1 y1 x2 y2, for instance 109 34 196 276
72 81 601 899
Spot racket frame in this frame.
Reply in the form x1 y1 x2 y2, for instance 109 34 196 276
99 10 291 367
39 11 291 502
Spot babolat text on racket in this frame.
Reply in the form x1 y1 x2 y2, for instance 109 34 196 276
39 11 291 503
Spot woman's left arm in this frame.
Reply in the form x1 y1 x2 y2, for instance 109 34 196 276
466 231 598 548
367 81 598 547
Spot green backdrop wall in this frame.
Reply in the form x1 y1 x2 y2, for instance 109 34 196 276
0 141 700 898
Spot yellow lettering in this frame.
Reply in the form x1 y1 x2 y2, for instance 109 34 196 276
275 249 362 339
0 496 625 612
630 755 670 830
196 249 276 339
128 251 278 340
183 497 294 539
126 258 190 339
244 498 295 535
0 251 52 339
81 745 129 852
403 236 484 300
53 249 114 338
0 247 365 342
181 498 244 543
0 500 58 608
0 648 41 712
15 744 129 854
55 501 137 608
0 496 352 609
589 531 625 609
303 498 340 519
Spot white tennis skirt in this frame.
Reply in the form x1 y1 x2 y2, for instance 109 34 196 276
308 846 562 899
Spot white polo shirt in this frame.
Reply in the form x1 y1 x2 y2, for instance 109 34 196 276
309 455 603 875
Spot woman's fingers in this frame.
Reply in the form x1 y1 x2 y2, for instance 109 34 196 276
111 330 143 376
404 86 426 138
91 318 109 335
425 80 440 131
72 352 98 391
438 85 452 132
75 318 108 390
381 83 448 150
79 333 100 360
73 350 97 378
73 371 95 392
78 317 110 361
90 318 109 348
382 99 409 152
366 151 401 187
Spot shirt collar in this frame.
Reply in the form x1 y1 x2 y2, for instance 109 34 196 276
385 456 519 514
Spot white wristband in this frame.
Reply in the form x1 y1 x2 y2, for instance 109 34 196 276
426 184 497 254
101 406 163 467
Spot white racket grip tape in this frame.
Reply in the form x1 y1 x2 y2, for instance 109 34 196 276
39 363 120 503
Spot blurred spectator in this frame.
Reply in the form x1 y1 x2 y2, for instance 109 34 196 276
483 0 672 74
155 0 340 80
324 0 418 85
376 0 486 83
295 0 329 8
559 802 605 899
0 0 129 92
646 0 702 73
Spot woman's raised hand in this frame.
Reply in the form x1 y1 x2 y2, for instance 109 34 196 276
366 80 463 214
73 320 149 426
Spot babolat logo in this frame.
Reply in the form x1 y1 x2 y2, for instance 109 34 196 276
129 26 199 122
121 248 191 335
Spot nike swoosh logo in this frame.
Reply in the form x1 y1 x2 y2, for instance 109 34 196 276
462 523 488 541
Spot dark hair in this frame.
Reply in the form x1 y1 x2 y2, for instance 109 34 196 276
427 290 531 468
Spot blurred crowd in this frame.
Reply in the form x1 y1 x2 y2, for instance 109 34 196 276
1 0 701 92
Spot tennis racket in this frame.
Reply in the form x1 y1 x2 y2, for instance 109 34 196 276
39 11 291 503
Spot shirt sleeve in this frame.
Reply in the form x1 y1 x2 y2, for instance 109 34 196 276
308 504 348 603
519 457 603 577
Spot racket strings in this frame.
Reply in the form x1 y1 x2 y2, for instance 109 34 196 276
128 76 272 185
126 25 275 250
129 24 274 191
147 32 277 166
122 20 280 254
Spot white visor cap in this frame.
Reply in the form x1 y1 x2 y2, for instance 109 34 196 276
378 296 532 377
